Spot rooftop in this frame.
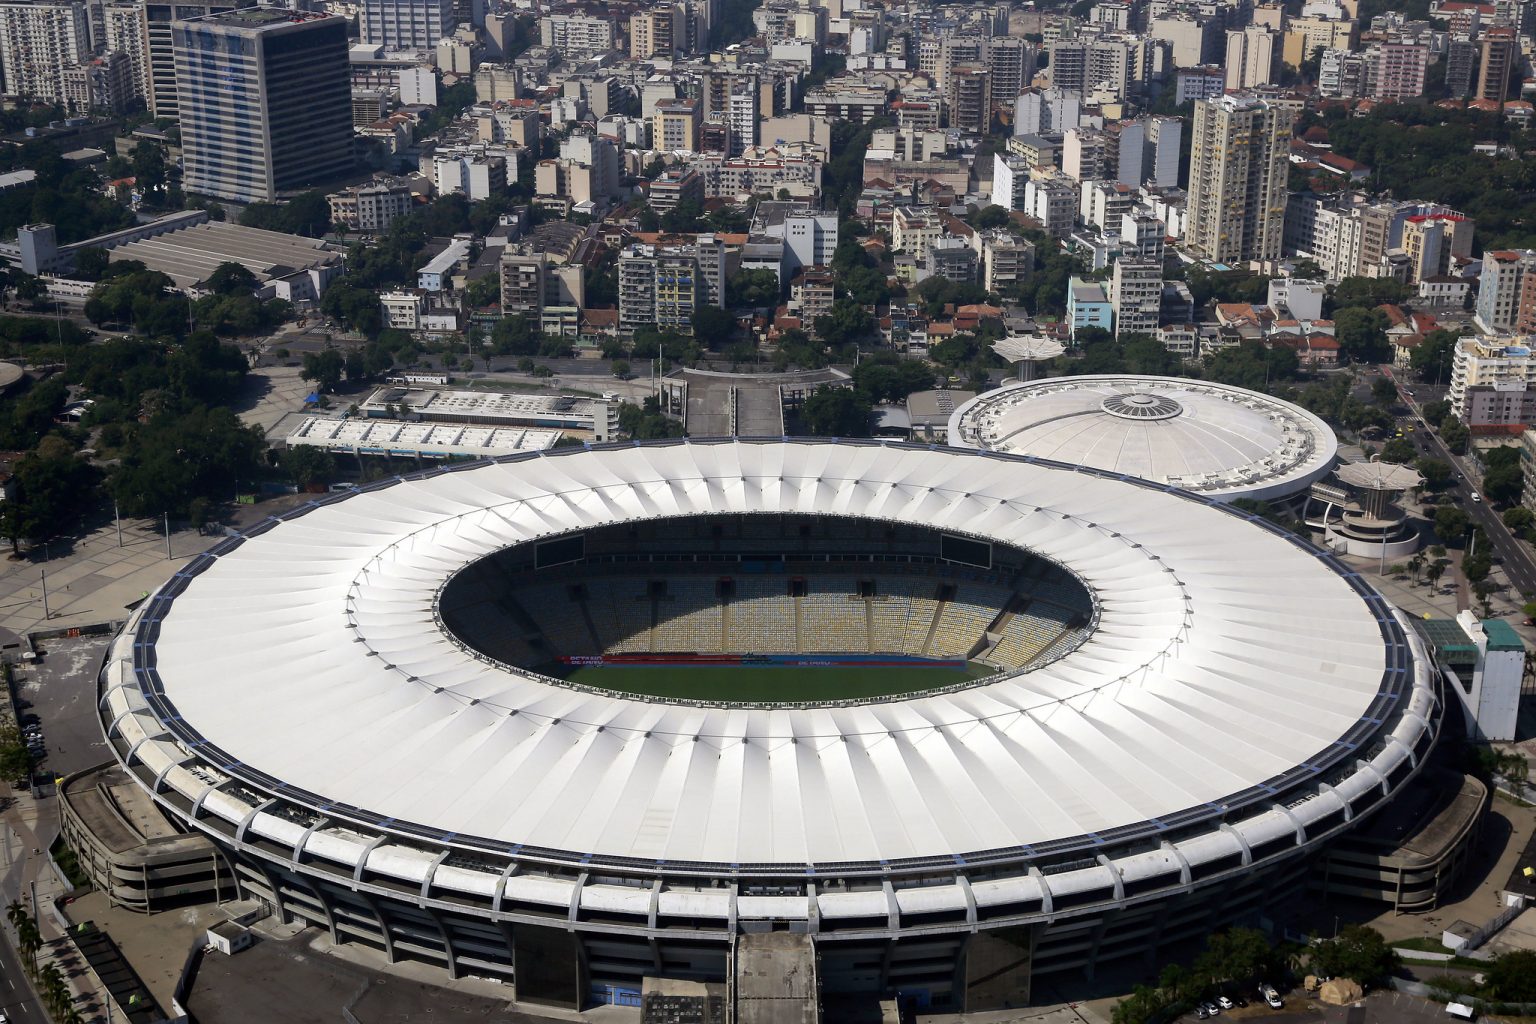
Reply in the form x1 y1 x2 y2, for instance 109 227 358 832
107 221 339 290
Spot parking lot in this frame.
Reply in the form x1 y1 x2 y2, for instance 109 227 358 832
12 634 113 779
1171 990 1475 1024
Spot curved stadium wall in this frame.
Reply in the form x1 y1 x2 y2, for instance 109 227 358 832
97 439 1441 1010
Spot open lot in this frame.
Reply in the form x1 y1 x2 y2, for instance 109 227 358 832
13 634 113 778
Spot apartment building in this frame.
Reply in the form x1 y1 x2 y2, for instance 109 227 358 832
1185 93 1292 263
618 236 728 334
362 0 454 51
328 177 416 232
0 1 90 102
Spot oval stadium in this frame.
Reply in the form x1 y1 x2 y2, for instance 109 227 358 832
946 375 1339 503
96 439 1439 1012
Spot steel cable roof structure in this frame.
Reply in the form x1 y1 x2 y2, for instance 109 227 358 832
99 439 1439 1010
947 375 1339 502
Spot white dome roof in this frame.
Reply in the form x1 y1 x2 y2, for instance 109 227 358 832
948 375 1338 502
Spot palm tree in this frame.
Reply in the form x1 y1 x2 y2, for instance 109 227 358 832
1426 560 1447 591
16 916 41 975
1408 551 1426 585
5 900 26 930
39 962 67 1017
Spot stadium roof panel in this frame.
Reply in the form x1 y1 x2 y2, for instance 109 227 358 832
947 375 1339 502
126 440 1412 870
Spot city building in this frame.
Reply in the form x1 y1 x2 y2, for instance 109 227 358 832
0 0 90 103
538 12 614 56
1416 611 1524 742
1478 26 1516 102
630 4 682 59
1225 27 1278 89
1400 213 1473 284
144 0 244 118
945 66 991 133
62 51 138 114
647 167 705 213
174 8 353 204
1111 256 1163 338
327 178 416 233
362 0 454 52
1186 93 1292 264
618 236 727 334
1370 39 1428 101
103 2 151 104
653 97 701 153
1067 276 1113 337
1475 249 1536 333
1449 332 1536 429
498 250 545 315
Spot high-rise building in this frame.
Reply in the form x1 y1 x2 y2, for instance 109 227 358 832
174 8 353 203
62 51 138 113
725 76 758 156
1186 93 1293 264
1475 249 1536 333
1145 115 1181 188
652 96 700 152
144 0 247 119
1225 27 1278 89
103 2 150 104
538 13 614 56
1368 39 1427 100
945 66 991 133
1478 26 1516 101
1111 256 1163 338
362 0 454 51
1401 213 1473 282
0 1 91 102
619 236 727 333
986 36 1036 103
630 5 682 59
1445 37 1477 97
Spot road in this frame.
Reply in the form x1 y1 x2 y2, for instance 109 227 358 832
1386 369 1536 598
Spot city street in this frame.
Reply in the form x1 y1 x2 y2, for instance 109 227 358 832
1386 368 1536 598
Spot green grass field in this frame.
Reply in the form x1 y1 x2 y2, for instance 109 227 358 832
545 662 997 701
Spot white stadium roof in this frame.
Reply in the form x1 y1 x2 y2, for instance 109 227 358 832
947 375 1338 502
125 440 1414 870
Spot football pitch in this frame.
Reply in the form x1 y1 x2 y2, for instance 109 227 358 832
546 662 997 701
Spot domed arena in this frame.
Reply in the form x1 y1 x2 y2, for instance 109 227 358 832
98 439 1439 1012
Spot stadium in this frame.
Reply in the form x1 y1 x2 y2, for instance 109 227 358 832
98 439 1439 1012
946 375 1339 504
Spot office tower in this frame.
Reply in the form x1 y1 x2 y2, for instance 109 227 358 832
1186 93 1293 264
1224 27 1278 89
362 0 453 51
174 8 352 203
1475 249 1536 333
1478 26 1516 101
0 1 91 102
144 0 246 118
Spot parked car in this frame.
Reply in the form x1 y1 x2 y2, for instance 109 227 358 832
1216 995 1234 1010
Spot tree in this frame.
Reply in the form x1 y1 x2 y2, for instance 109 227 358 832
1503 506 1534 532
301 349 345 393
728 267 781 307
205 261 259 295
490 314 536 356
1421 399 1452 427
72 246 109 281
1409 328 1457 384
1371 377 1399 406
1308 926 1399 987
691 305 737 349
1417 457 1453 489
800 386 872 437
1334 307 1391 363
969 204 1010 229
1435 505 1471 544
1380 437 1415 463
0 741 30 780
1484 463 1523 504
812 298 874 350
279 446 336 490
0 447 101 555
1439 415 1469 454
109 406 266 518
854 357 935 404
1488 949 1536 1002
1426 558 1448 590
1194 927 1282 988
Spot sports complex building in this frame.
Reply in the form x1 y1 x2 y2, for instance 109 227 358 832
946 376 1338 503
96 439 1442 1011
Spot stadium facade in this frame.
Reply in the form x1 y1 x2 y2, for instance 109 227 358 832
99 439 1438 1011
946 375 1339 503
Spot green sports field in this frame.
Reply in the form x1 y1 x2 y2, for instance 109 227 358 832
543 662 997 701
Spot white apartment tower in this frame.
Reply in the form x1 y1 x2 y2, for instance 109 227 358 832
1186 93 1292 264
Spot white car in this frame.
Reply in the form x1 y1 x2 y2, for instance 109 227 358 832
1217 996 1235 1010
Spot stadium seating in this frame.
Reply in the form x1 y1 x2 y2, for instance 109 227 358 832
653 580 726 653
800 584 868 653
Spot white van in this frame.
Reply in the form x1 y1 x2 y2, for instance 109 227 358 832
1446 1003 1476 1021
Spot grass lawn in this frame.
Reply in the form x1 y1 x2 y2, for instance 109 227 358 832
546 662 997 701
